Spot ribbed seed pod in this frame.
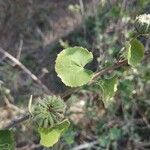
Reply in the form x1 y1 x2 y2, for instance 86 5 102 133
134 14 150 34
32 95 66 128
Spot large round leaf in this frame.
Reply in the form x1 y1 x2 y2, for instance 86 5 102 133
55 47 93 87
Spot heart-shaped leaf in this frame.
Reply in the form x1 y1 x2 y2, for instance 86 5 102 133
98 76 118 108
0 130 15 150
38 119 70 147
127 39 144 66
55 47 93 87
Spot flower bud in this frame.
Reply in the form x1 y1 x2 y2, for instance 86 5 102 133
31 96 66 128
134 14 150 34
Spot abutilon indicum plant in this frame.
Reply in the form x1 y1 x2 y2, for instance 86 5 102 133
0 14 150 149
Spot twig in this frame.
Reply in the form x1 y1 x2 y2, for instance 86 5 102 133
17 39 23 60
4 96 24 113
134 141 150 149
62 60 128 98
4 114 30 129
79 0 85 16
0 47 51 94
63 50 150 98
16 143 41 150
92 59 128 81
72 140 99 150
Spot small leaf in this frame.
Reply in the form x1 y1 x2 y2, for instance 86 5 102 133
55 47 93 87
0 130 15 150
38 119 70 147
99 135 110 147
127 39 144 66
98 76 118 108
63 127 75 145
109 127 122 140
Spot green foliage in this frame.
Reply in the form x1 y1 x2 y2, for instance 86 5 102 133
98 76 118 108
38 119 70 147
127 39 144 67
55 47 93 87
0 130 15 150
119 79 134 98
99 135 110 148
109 127 122 140
99 127 122 148
1 2 149 148
31 95 66 128
63 131 74 145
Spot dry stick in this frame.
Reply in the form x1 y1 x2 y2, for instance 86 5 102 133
16 143 41 150
92 59 127 81
0 48 51 94
17 39 23 60
4 96 24 114
72 140 99 150
4 114 30 129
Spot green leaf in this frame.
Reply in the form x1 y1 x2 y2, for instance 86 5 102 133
63 128 75 145
55 47 93 87
38 119 70 147
0 130 15 150
99 135 111 147
127 39 144 66
109 127 122 140
123 41 131 58
98 76 118 108
99 135 110 147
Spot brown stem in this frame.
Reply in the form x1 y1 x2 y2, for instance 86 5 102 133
0 48 51 94
4 114 30 129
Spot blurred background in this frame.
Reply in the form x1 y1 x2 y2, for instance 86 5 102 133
0 0 150 149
